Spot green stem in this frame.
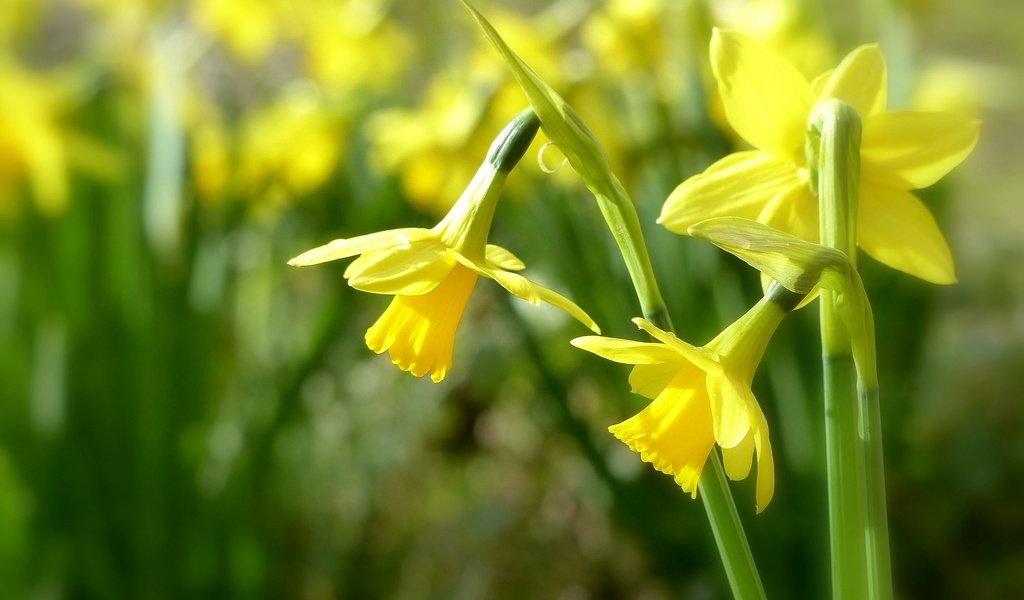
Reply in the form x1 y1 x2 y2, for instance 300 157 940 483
810 99 863 597
810 99 894 599
700 453 768 600
592 178 673 331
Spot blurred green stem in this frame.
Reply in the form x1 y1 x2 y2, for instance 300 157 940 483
809 99 891 599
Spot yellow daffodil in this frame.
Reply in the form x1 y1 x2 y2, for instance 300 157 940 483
0 57 68 215
660 29 980 285
236 85 343 210
572 296 786 512
290 110 598 382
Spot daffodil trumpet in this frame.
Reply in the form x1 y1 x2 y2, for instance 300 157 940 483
289 108 599 383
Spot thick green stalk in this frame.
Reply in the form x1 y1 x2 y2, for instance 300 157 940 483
810 99 887 599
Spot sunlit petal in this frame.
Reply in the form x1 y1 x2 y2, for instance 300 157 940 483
757 181 819 243
705 372 754 449
628 361 689 399
345 241 451 295
485 244 525 271
721 430 755 481
631 318 723 375
711 29 813 155
861 111 980 189
858 186 956 284
288 228 435 266
454 252 599 332
570 337 683 365
818 44 886 117
659 151 800 234
751 411 775 513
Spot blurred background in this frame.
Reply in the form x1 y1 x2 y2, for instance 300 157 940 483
1 0 1021 597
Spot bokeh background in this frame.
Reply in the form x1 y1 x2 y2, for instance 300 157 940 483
1 0 1021 597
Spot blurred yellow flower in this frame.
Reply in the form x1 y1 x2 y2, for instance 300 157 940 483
290 111 598 382
236 85 342 210
0 57 70 215
369 4 610 216
367 70 496 215
191 0 281 63
302 0 411 95
660 29 979 284
572 296 785 512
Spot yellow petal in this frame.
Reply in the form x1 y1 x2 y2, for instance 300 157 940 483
570 337 683 365
711 29 813 156
818 44 886 117
751 411 775 512
659 151 800 234
344 240 451 295
631 318 723 375
756 181 819 243
809 69 834 96
721 430 755 481
485 244 525 271
609 376 716 498
629 361 689 400
861 111 980 190
364 263 479 383
288 228 435 266
705 372 754 449
452 252 600 333
857 186 956 284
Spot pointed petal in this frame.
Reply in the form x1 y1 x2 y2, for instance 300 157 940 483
861 111 980 189
344 240 452 295
659 151 800 234
570 337 683 365
721 430 755 481
757 181 820 243
364 263 479 383
454 252 600 332
705 372 753 449
631 318 722 375
711 29 813 155
858 186 956 284
629 361 690 399
485 244 525 271
751 410 775 512
608 378 716 498
288 228 435 266
818 44 886 117
809 69 834 96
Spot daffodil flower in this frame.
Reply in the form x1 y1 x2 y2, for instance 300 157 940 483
289 109 599 383
660 29 979 285
572 296 787 512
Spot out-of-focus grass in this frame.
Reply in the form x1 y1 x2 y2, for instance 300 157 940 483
0 0 1021 598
